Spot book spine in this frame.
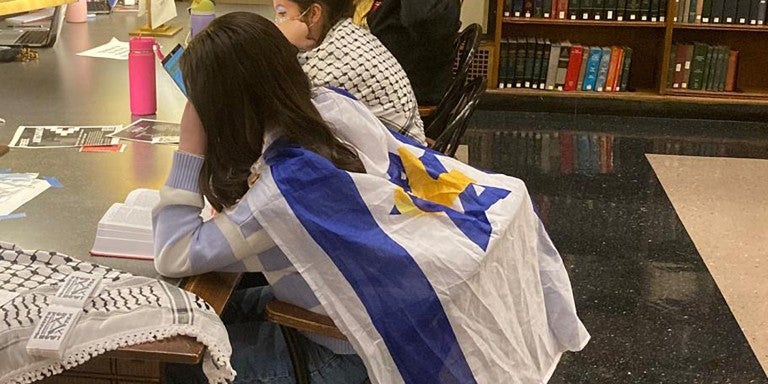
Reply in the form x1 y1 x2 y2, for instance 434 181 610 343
570 0 583 18
543 0 554 17
711 0 726 21
687 0 698 22
626 0 642 19
514 0 525 16
524 0 536 17
557 0 570 18
701 46 714 90
604 46 622 91
723 0 738 22
524 38 536 87
701 0 714 20
532 39 545 88
688 42 708 90
539 40 552 89
555 44 572 90
736 0 751 22
605 0 620 18
576 46 590 90
667 48 677 87
650 0 661 19
640 0 653 19
757 0 767 23
504 0 514 15
583 47 603 91
617 0 629 18
515 38 527 87
724 49 739 91
564 45 585 90
618 46 633 91
595 47 612 91
545 43 562 90
681 43 694 88
748 0 760 23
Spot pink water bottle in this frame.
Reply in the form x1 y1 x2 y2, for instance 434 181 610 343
65 0 87 23
128 37 157 116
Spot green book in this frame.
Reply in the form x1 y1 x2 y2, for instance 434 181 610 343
701 46 714 90
688 42 709 90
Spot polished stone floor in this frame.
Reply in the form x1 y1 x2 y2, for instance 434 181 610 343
464 111 768 383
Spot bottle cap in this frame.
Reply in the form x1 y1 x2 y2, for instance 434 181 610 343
130 36 157 51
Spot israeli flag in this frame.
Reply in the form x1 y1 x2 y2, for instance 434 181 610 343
249 92 589 384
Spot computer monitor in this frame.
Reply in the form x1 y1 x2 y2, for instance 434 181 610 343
0 0 74 17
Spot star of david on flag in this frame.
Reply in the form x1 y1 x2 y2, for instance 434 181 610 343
248 99 589 384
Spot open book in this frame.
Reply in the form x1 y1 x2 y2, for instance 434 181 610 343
90 188 212 260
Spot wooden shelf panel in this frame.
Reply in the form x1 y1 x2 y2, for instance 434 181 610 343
673 23 768 32
489 88 768 104
489 88 660 100
665 89 768 100
502 17 666 27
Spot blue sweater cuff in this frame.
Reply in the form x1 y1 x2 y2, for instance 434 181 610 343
167 151 204 192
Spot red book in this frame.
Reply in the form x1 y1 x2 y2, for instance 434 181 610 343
724 50 739 92
563 45 584 91
556 0 569 18
605 46 624 92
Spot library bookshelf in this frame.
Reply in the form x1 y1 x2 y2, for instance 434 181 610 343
489 0 768 105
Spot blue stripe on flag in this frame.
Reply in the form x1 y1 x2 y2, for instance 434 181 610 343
268 146 477 384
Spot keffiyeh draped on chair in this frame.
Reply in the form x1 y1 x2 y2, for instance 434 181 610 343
0 242 235 384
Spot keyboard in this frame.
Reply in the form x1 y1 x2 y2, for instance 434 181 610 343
17 30 49 45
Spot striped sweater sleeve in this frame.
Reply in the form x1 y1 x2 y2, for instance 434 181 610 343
152 151 274 278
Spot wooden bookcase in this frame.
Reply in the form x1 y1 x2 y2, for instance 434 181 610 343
489 0 768 105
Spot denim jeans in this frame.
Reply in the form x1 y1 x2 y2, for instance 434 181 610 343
166 286 368 384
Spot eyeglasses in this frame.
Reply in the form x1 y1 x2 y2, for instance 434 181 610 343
274 6 311 25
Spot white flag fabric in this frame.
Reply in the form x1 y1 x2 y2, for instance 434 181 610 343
249 94 590 383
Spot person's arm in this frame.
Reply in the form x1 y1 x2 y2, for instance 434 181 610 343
152 103 271 278
400 0 459 27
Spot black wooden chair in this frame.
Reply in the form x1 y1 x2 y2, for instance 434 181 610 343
431 75 487 158
423 23 483 140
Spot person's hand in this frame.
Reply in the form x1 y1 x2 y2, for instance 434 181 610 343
179 101 207 156
277 18 317 51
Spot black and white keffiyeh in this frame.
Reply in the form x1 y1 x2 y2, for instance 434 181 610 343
0 242 235 384
299 18 426 144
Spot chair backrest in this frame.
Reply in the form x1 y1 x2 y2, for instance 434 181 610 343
431 75 486 158
424 23 482 141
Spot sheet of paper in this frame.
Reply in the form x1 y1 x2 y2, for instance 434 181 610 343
8 125 122 148
149 0 176 29
108 119 179 144
0 174 50 215
77 38 129 60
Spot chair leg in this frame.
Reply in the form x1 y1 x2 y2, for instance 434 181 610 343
280 325 312 384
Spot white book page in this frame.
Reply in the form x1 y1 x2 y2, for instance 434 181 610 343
124 188 160 208
99 203 153 231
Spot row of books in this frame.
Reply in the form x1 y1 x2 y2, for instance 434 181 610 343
498 39 633 93
479 131 618 176
667 43 739 92
673 0 767 24
503 0 668 21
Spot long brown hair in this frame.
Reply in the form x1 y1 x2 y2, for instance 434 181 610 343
180 11 364 211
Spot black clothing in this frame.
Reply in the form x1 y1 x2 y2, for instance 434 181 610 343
367 0 462 106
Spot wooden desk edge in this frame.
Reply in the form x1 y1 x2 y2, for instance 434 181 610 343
106 272 242 364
